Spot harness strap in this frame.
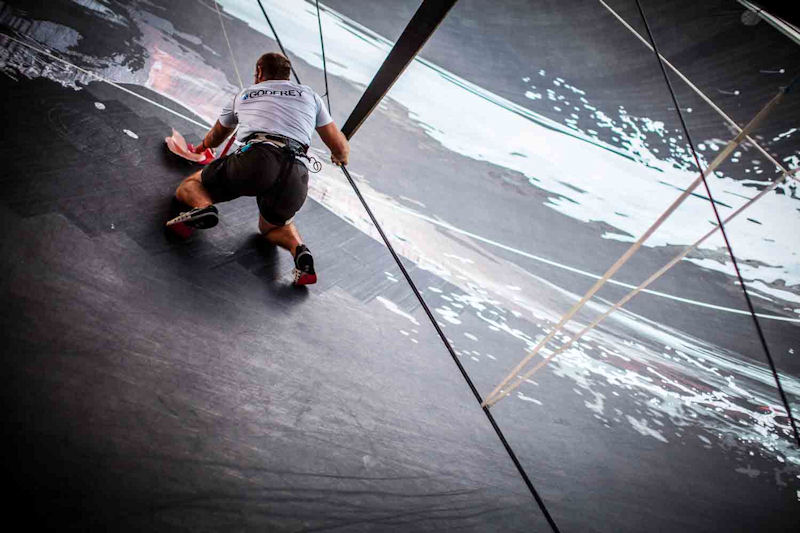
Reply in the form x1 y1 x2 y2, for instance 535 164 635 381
243 132 308 153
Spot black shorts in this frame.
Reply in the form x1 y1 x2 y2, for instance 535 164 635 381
200 143 309 226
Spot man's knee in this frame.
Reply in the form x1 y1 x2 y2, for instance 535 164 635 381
258 216 277 235
260 217 297 238
175 171 202 197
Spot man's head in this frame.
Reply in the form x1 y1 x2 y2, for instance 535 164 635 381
255 52 292 83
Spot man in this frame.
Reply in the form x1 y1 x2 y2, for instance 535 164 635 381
167 52 349 286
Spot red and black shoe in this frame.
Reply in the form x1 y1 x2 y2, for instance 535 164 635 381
166 204 219 238
293 244 317 286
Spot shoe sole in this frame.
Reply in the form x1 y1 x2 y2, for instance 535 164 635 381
166 211 219 229
167 221 194 239
293 270 317 286
187 212 219 229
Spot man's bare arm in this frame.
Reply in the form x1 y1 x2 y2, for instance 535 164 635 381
197 120 235 151
316 122 350 166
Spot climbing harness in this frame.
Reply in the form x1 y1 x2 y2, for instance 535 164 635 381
239 132 322 173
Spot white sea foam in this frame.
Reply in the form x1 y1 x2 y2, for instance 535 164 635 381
375 296 420 326
626 415 669 443
517 392 543 405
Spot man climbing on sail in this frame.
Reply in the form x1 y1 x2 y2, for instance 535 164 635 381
167 52 349 285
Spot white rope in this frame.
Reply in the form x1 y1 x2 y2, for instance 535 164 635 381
737 0 800 46
214 0 244 90
483 88 786 407
485 166 797 406
597 0 798 184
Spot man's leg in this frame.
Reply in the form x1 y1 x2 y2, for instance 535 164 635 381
167 170 219 232
258 216 303 256
259 216 316 285
176 170 213 208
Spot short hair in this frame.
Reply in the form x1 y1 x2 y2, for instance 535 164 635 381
257 52 291 81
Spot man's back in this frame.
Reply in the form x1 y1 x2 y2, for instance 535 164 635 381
220 79 332 146
168 52 349 286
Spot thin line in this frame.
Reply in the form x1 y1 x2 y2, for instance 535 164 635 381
338 165 561 533
633 0 799 447
487 173 718 401
0 32 211 129
255 0 302 84
312 175 800 323
597 0 798 185
315 0 332 113
737 0 800 46
214 0 244 89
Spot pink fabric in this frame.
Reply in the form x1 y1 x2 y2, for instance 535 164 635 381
165 129 215 165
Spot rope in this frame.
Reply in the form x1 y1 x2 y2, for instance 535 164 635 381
484 106 782 406
597 0 798 185
485 166 797 406
485 86 787 406
219 127 238 157
737 0 800 47
631 0 800 447
255 0 302 85
483 43 789 408
214 0 244 89
251 3 561 529
338 165 561 532
315 0 332 114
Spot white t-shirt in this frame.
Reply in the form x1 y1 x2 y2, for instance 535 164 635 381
218 80 332 146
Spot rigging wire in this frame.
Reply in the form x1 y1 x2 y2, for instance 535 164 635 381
255 2 562 530
336 163 561 533
214 0 244 89
631 0 800 447
255 0 302 85
315 0 332 114
597 0 798 185
212 2 241 160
